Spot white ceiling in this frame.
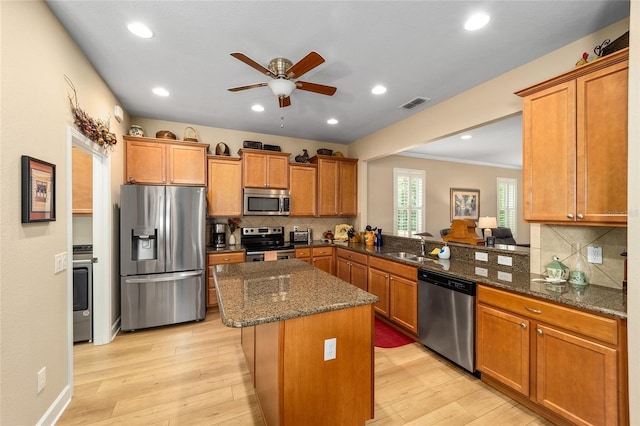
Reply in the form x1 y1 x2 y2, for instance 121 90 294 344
46 1 629 168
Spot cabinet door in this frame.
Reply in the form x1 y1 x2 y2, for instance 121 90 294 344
476 304 530 396
338 160 358 216
168 144 207 185
266 155 289 189
312 256 334 275
576 60 628 224
336 257 351 283
125 140 167 184
243 152 268 188
317 158 338 216
72 146 92 214
367 268 389 317
350 261 368 291
536 324 618 426
207 158 242 217
389 275 417 333
521 81 576 222
289 165 317 216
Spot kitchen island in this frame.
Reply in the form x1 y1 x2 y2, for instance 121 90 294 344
213 259 379 426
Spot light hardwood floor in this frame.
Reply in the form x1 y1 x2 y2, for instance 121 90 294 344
58 312 553 425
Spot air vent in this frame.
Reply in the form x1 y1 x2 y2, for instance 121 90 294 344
399 97 431 110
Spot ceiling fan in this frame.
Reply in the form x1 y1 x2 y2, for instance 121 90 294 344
227 51 337 108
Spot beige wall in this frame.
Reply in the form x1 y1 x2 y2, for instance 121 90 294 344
367 155 528 242
0 1 126 424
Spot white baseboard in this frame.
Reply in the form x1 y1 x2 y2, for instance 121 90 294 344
36 384 71 426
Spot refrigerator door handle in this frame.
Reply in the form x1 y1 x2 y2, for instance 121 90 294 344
124 270 203 284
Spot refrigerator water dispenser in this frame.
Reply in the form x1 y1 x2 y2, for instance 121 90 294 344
131 228 158 260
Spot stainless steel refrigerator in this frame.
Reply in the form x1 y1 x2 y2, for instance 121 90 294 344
120 185 206 331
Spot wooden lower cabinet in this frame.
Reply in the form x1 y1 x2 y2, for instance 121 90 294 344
207 252 245 308
477 284 627 426
367 256 417 334
294 247 312 265
247 305 374 425
335 248 368 291
311 246 334 275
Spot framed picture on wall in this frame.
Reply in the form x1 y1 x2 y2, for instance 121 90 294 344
21 155 56 223
450 188 479 221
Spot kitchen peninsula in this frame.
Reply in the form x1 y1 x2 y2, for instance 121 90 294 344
213 259 379 426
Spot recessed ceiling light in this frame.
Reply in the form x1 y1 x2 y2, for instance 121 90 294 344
464 13 490 31
460 134 472 140
127 22 153 39
152 87 169 97
252 104 264 112
371 85 387 95
327 118 338 125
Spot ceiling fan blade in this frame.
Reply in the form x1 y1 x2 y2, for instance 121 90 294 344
295 81 337 96
227 83 267 92
286 51 325 79
230 52 275 77
279 96 291 108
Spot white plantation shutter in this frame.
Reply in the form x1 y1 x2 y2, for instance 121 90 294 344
497 177 517 238
394 168 425 237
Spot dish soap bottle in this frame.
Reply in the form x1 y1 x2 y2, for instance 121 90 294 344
438 244 451 260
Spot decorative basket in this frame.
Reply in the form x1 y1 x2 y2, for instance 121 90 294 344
243 140 262 150
183 126 198 142
156 130 177 140
317 148 333 156
602 31 629 57
263 144 281 152
215 142 230 156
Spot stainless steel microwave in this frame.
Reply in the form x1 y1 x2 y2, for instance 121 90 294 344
243 188 290 216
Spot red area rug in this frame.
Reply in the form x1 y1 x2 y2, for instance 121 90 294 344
374 318 415 348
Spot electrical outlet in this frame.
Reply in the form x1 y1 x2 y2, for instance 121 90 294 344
588 246 603 264
37 367 46 394
475 252 488 262
54 253 64 273
61 252 68 270
497 255 513 267
324 338 336 361
474 267 488 277
497 271 513 282
293 226 299 231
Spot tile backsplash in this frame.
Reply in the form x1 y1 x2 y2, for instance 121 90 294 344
530 224 626 289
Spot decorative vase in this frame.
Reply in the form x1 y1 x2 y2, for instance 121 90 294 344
568 243 590 287
365 231 375 246
228 232 236 245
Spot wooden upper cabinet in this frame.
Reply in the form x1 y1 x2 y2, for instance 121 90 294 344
240 149 290 189
289 163 317 216
124 136 208 185
311 155 358 217
517 49 628 225
207 156 242 217
72 146 93 214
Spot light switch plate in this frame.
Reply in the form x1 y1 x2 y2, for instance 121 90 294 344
498 271 513 282
587 246 603 264
497 255 513 267
324 338 336 361
475 252 488 262
475 267 488 277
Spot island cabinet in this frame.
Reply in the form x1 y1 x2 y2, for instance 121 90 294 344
123 136 209 185
206 252 244 309
367 256 417 334
72 146 92 214
239 149 290 189
517 48 628 225
206 156 242 217
288 163 317 216
335 248 368 291
477 284 628 426
310 155 358 217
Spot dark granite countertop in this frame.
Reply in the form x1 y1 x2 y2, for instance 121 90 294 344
208 240 626 320
212 258 379 328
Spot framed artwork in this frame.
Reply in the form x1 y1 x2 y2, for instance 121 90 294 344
450 188 479 221
21 155 56 223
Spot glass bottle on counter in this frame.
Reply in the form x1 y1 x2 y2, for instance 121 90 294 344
568 243 591 287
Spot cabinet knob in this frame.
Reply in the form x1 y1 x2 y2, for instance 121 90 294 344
567 213 574 219
577 213 584 219
537 328 543 335
520 322 527 329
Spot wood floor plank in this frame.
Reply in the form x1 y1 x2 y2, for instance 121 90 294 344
57 311 551 426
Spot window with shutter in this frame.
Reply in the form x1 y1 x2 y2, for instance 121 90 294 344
393 168 425 237
497 177 517 238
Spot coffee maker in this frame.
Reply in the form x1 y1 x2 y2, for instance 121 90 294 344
212 223 226 248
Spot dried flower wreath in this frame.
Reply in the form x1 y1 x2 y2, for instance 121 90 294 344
65 76 117 151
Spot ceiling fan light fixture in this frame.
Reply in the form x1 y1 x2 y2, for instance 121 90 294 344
268 78 296 98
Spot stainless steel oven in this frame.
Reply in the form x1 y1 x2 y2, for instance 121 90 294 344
241 227 296 262
73 245 93 343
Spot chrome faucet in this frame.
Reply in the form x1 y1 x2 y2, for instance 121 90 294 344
420 237 427 256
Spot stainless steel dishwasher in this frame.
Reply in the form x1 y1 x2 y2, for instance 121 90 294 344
418 268 476 374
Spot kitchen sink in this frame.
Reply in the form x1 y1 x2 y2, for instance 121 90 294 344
385 252 431 263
